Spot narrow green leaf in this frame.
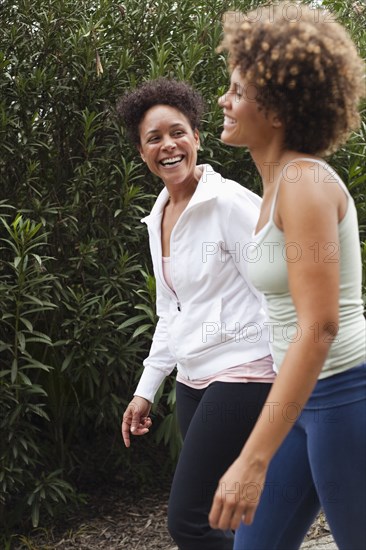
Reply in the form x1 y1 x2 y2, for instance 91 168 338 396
132 324 153 338
61 353 74 372
117 314 147 330
20 317 33 332
11 358 18 383
18 332 26 352
31 502 40 527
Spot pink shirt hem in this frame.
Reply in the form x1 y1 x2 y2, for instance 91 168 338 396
176 355 275 389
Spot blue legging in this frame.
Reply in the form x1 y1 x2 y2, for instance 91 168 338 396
234 363 366 550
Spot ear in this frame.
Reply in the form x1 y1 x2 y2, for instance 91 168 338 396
137 145 146 162
194 129 200 149
271 114 282 129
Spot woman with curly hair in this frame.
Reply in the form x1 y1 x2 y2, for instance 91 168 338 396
209 3 366 549
118 78 275 549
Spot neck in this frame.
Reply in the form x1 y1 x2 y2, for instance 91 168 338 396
250 146 302 191
164 165 203 205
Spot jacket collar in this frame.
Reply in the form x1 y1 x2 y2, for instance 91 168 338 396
141 164 220 226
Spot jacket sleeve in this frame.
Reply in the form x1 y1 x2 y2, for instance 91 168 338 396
223 185 266 306
134 285 177 403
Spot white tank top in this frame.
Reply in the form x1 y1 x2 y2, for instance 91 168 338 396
247 158 366 378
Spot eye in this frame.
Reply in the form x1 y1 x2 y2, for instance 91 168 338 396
235 84 243 99
147 135 159 143
173 130 184 137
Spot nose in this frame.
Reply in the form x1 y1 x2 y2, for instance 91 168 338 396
162 135 177 150
218 91 230 107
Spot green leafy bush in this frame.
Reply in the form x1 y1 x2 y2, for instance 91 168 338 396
0 0 365 534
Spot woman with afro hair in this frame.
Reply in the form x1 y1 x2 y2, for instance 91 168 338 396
209 3 366 550
118 78 275 549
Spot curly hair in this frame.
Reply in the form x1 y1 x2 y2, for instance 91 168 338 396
116 78 205 146
219 2 365 155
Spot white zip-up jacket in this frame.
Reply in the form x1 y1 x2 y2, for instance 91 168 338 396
135 164 271 402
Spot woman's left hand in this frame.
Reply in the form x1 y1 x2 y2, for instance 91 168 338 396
208 454 267 530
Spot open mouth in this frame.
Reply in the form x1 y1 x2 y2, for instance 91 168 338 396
160 155 184 167
223 116 236 126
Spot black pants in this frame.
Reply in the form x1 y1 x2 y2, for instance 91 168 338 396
167 380 272 550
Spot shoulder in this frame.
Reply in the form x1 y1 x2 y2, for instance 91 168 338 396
278 159 345 198
219 180 262 217
277 160 340 232
206 168 261 206
199 165 261 224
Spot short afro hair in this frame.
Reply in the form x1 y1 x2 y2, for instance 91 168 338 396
117 78 205 146
219 2 365 155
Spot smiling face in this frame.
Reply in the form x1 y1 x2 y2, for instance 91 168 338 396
138 105 200 188
218 66 281 150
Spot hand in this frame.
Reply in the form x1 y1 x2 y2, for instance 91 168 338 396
208 454 267 530
121 396 152 448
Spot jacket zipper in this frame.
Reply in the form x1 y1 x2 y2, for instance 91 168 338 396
168 199 212 311
153 225 182 312
169 240 181 312
148 187 217 312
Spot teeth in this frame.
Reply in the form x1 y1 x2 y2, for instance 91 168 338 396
161 156 183 166
224 116 236 125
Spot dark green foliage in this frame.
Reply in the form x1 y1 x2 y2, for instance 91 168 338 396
0 0 365 535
